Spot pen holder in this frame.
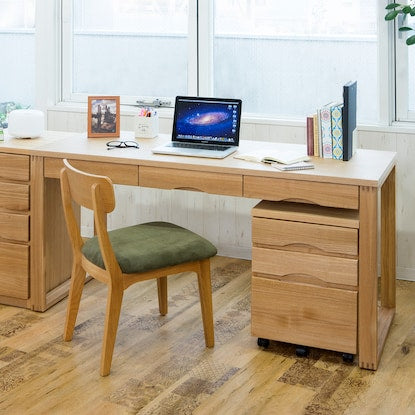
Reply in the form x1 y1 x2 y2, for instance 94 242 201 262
134 114 159 138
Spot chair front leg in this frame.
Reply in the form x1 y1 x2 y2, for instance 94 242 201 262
157 276 168 316
197 259 214 348
100 283 124 376
63 262 86 341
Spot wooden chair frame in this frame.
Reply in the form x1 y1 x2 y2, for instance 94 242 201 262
60 159 214 376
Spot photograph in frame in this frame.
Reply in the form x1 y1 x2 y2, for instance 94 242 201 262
87 96 120 138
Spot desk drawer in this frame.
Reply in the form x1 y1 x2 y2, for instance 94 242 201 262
251 276 357 354
0 212 29 242
44 158 139 185
244 176 359 209
0 153 30 181
252 217 358 256
252 246 358 286
0 182 29 211
140 166 243 196
0 242 29 299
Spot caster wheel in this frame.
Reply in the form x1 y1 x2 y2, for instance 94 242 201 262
295 345 310 357
342 353 354 363
257 338 270 348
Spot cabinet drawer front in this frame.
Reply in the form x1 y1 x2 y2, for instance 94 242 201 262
140 166 242 196
0 182 29 211
252 217 358 256
0 242 29 299
44 158 139 185
251 276 357 353
244 176 358 209
0 213 29 242
0 153 30 181
252 247 358 286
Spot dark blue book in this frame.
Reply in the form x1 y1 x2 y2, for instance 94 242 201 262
342 81 357 161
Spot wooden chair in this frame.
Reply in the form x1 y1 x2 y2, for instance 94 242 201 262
60 159 216 376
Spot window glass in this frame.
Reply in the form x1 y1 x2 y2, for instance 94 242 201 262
401 14 415 117
213 0 378 123
71 0 189 100
0 0 35 108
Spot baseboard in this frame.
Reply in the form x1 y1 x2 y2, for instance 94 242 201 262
216 245 252 260
396 266 415 282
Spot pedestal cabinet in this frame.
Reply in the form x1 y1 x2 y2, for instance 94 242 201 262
0 153 30 304
251 200 360 357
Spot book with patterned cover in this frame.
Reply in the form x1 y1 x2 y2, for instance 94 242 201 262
320 102 334 159
313 113 319 157
331 103 343 160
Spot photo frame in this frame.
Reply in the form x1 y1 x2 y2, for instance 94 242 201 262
87 96 120 138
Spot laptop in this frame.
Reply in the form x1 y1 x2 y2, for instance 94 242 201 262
152 96 242 159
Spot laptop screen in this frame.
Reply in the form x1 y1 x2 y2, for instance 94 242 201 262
172 96 242 146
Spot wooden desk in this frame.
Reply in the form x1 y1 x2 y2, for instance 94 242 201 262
0 131 396 370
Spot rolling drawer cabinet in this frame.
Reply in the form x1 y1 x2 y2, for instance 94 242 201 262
251 200 360 359
0 153 30 302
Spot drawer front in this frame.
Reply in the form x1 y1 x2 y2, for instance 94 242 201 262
252 246 358 286
44 158 139 185
0 153 30 181
244 176 359 209
0 242 29 299
251 276 357 354
252 217 358 256
140 166 243 196
0 182 30 211
0 212 29 242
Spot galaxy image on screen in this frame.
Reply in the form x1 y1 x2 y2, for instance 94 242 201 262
174 100 240 143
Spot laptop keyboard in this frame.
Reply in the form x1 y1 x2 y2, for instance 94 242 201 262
172 142 230 151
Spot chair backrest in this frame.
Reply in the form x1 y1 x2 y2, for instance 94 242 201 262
60 159 119 274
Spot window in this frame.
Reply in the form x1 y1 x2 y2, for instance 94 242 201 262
0 0 36 107
62 0 192 105
212 0 379 123
395 12 415 122
61 0 379 123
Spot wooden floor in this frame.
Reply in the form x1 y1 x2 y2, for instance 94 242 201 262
0 256 415 414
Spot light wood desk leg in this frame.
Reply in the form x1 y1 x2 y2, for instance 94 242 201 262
30 155 46 311
358 185 378 369
381 167 396 308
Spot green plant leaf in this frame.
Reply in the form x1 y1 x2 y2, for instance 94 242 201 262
385 10 400 20
386 3 402 9
399 26 413 31
411 7 415 16
406 34 415 45
403 5 412 13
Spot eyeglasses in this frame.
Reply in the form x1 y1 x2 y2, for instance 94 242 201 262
106 141 139 150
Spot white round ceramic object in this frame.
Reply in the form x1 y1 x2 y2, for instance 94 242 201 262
8 109 45 138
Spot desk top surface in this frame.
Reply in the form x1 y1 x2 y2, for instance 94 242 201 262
0 130 396 187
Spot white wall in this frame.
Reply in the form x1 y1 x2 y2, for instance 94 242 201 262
47 107 415 281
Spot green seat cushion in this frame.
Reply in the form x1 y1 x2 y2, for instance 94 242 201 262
81 221 217 274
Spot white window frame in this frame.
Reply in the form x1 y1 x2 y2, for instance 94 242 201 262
53 1 395 126
35 0 60 113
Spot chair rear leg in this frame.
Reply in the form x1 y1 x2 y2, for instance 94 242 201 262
197 259 214 348
157 276 168 316
64 262 86 341
100 284 124 376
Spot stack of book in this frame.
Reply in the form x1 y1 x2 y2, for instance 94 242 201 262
307 81 357 161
